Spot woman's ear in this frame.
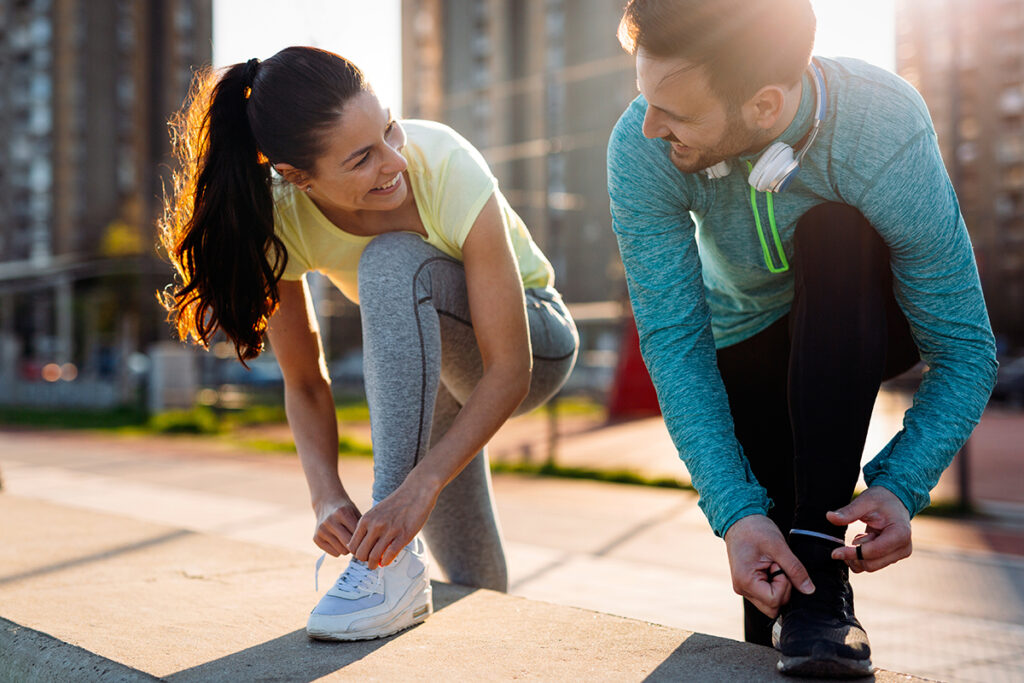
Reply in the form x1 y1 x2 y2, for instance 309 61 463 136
274 163 310 189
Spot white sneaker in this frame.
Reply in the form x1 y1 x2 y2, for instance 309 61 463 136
306 537 432 641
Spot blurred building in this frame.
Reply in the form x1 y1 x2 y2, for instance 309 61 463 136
896 0 1024 348
401 0 636 304
0 0 212 405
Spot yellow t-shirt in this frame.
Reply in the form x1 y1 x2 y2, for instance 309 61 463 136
272 119 554 304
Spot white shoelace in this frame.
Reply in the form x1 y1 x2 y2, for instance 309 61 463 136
790 528 846 545
336 558 379 593
313 552 379 593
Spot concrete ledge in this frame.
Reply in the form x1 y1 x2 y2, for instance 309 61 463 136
0 495 927 681
1 617 160 683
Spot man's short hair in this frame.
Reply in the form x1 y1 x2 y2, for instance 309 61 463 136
618 0 817 107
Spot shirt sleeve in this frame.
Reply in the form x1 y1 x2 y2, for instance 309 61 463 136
276 239 310 281
433 130 500 249
607 99 772 537
272 199 314 281
850 129 997 516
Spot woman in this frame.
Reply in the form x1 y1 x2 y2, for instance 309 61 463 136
159 47 578 641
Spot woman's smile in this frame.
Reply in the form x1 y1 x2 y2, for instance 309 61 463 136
370 173 403 195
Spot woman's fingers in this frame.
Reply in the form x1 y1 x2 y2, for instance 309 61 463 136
349 522 370 561
380 535 408 567
314 526 345 556
364 534 400 570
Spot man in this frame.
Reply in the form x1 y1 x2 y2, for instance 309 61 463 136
607 0 996 677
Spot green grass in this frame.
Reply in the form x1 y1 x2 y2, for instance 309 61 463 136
916 499 978 518
0 402 372 455
0 406 148 430
338 435 374 456
236 433 373 456
147 406 224 435
226 404 288 427
1 401 982 518
335 400 371 422
529 396 605 418
489 459 693 491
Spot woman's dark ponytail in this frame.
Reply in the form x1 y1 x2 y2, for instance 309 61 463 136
159 60 282 361
159 48 367 362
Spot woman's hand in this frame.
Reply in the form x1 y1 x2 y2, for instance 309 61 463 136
349 478 439 569
313 496 363 557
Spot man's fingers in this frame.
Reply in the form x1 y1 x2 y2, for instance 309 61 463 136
826 497 870 526
851 531 878 546
833 526 912 573
849 545 912 573
832 527 911 563
744 576 787 617
827 492 883 526
748 596 780 619
773 544 815 594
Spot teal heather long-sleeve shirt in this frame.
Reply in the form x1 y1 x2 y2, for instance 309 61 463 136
607 57 997 538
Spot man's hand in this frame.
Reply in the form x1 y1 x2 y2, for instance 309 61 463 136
724 514 815 618
827 486 912 573
313 497 362 557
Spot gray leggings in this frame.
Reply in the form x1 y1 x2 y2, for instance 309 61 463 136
357 232 578 591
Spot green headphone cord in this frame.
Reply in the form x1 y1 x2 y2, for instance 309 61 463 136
746 160 790 273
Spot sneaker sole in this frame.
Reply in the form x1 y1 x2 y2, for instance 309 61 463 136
306 583 432 641
777 653 873 679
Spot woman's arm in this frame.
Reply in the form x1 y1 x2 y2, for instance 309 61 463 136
349 195 532 568
267 278 362 557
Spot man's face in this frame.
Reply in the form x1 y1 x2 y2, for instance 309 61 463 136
636 50 761 174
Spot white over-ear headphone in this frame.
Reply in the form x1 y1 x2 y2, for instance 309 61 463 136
703 60 826 193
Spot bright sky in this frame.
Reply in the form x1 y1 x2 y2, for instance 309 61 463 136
810 0 895 71
212 0 403 112
212 0 896 117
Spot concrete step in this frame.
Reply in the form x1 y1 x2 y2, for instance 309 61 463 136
0 494 924 682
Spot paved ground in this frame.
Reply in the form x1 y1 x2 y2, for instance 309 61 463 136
486 390 1024 512
2 420 1022 682
0 495 923 683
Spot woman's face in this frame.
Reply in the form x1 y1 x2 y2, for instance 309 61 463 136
307 90 409 213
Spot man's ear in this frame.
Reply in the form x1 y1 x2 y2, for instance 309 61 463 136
744 85 787 131
274 163 311 189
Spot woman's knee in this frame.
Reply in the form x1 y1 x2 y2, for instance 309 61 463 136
358 231 426 277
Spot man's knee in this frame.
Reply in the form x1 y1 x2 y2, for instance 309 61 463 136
794 202 889 279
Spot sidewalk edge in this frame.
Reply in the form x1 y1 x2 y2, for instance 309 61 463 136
0 617 161 683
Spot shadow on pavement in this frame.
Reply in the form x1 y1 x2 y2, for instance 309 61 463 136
0 529 194 587
164 581 475 682
642 632 877 682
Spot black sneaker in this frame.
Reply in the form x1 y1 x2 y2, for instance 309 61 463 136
773 532 874 678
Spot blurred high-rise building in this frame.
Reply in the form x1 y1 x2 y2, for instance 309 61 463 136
897 0 1024 347
401 0 636 304
0 0 212 403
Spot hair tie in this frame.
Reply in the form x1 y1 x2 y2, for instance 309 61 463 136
242 58 260 98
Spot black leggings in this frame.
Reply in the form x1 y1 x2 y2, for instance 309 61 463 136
715 203 919 645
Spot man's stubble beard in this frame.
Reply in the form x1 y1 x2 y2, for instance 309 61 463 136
667 111 763 175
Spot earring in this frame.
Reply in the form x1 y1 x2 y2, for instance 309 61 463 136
305 185 312 193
